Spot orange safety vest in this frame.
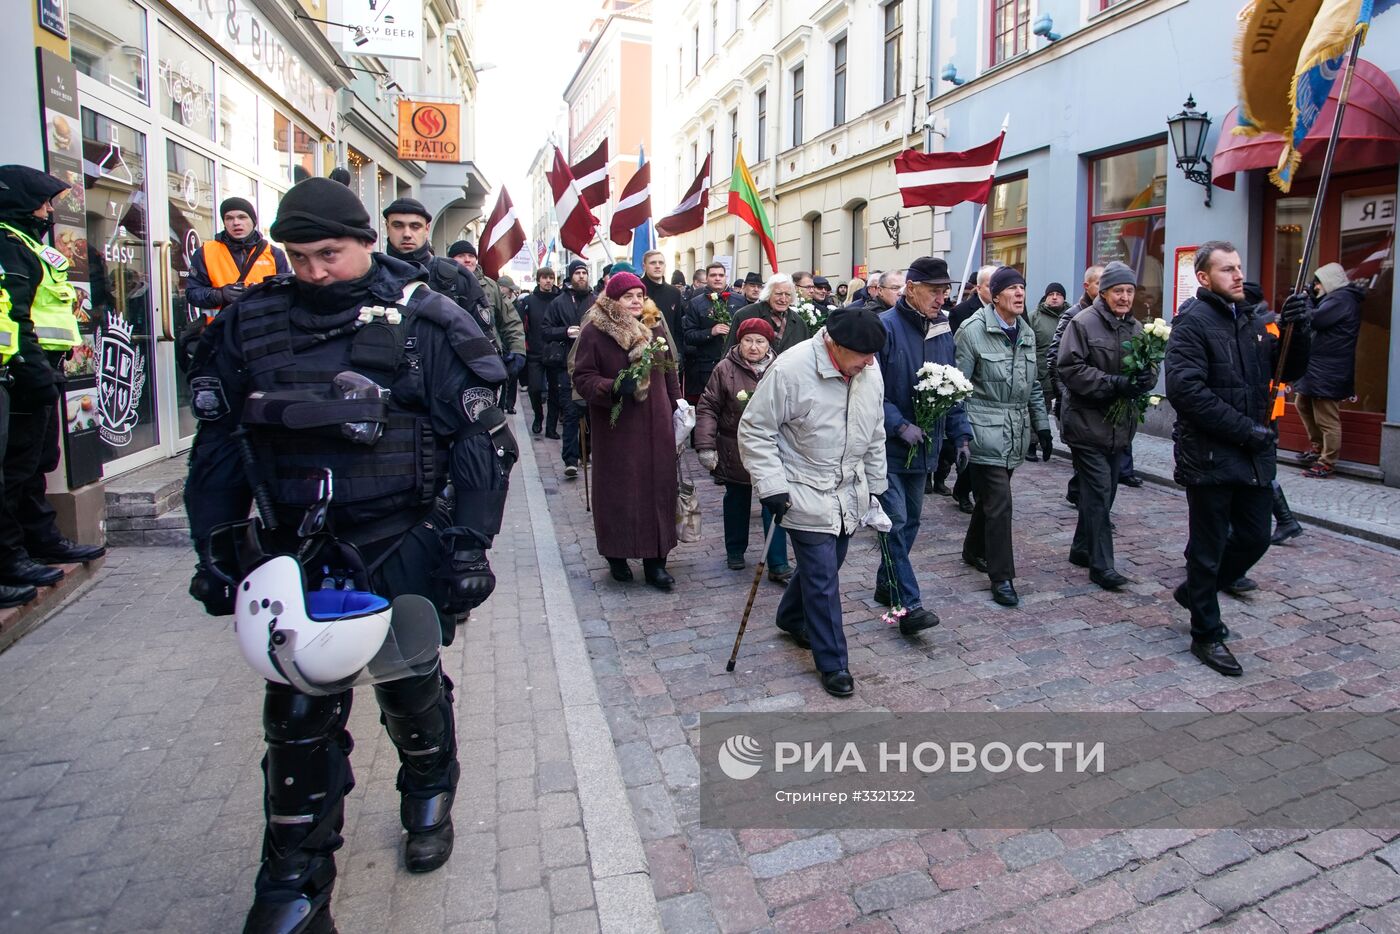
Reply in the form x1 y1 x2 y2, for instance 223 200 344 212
202 239 279 293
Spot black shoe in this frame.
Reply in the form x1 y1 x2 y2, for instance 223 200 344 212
899 608 940 636
1173 583 1228 638
933 481 953 497
1191 640 1243 676
1090 568 1130 590
405 817 455 873
767 567 793 585
1271 520 1303 545
727 555 745 570
545 429 561 440
1068 552 1090 568
924 475 936 495
243 892 336 934
991 580 1019 607
1224 577 1258 596
531 417 544 435
0 558 63 588
564 463 578 479
962 553 988 574
30 538 105 564
0 583 37 608
607 559 633 582
821 669 854 697
1119 474 1144 488
643 560 674 592
873 584 893 606
957 497 975 515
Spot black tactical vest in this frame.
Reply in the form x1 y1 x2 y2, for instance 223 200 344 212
234 282 449 536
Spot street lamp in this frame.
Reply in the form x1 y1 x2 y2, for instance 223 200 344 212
1168 94 1214 207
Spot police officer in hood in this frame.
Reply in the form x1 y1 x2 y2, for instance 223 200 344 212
0 165 105 595
184 178 508 933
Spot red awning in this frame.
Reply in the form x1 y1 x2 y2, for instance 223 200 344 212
1211 59 1400 191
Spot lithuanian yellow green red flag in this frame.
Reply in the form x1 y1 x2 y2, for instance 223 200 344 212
727 144 778 273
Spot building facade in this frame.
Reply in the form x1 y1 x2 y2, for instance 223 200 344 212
562 1 654 276
0 0 490 537
651 0 941 285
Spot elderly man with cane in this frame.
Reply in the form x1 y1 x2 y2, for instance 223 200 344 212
737 306 888 697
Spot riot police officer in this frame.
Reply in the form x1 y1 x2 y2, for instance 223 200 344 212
0 256 37 608
184 177 509 933
0 165 104 592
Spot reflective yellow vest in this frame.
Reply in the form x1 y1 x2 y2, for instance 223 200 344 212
0 263 18 364
0 222 80 350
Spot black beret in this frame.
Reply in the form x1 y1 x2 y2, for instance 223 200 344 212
826 306 887 354
907 256 953 285
382 197 432 222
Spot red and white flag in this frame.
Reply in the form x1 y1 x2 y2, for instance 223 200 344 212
609 160 652 245
569 138 609 210
894 133 1006 208
545 145 600 257
479 187 527 279
655 153 711 238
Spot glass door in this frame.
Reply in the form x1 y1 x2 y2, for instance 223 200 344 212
165 141 214 442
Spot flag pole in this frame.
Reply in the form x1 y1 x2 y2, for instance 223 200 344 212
954 113 1009 302
1271 31 1364 414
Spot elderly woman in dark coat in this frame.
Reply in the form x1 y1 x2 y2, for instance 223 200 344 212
572 272 683 590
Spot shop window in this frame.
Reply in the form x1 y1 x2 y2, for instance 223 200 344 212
983 174 1028 272
167 141 214 438
850 201 867 276
291 123 317 182
1088 143 1167 319
70 0 148 103
991 0 1031 67
157 24 215 140
219 70 259 166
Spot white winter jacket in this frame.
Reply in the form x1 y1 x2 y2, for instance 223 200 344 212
737 330 888 536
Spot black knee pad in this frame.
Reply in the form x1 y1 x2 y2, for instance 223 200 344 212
374 667 458 794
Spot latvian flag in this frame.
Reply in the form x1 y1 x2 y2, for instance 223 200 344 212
479 187 527 279
545 145 600 256
894 132 1006 208
655 153 711 237
569 139 609 210
610 152 652 246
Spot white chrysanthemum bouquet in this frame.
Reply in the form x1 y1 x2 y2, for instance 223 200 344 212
904 362 974 467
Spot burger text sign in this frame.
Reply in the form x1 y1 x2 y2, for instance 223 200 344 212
397 101 461 163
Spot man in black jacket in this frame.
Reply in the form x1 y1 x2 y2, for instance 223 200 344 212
1166 241 1311 677
544 260 595 473
642 249 685 377
518 268 559 434
681 262 744 402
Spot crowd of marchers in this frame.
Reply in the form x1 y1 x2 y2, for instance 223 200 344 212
511 241 1363 697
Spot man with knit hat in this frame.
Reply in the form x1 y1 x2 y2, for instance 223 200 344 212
1025 281 1067 460
184 177 510 930
1056 260 1156 591
0 165 106 596
186 196 290 317
1293 261 1364 478
445 237 527 366
956 265 1051 608
544 259 596 469
739 305 889 697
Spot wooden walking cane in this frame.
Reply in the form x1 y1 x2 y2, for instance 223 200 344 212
725 518 782 672
580 419 591 512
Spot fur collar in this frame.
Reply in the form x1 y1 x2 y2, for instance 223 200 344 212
585 295 653 356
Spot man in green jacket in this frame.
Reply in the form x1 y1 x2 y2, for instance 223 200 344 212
1025 281 1067 459
955 267 1052 608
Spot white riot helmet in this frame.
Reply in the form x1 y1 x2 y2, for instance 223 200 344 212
234 556 441 695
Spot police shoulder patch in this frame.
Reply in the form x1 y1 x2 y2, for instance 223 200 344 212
461 386 496 422
190 376 230 421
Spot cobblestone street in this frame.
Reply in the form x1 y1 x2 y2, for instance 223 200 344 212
3 421 1400 932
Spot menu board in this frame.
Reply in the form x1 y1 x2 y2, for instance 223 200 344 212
1173 245 1199 318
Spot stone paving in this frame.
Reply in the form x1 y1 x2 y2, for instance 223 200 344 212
536 427 1400 933
0 468 615 933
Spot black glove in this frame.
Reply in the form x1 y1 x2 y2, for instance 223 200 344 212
189 564 235 616
616 374 640 396
1279 292 1312 328
760 492 791 521
219 283 247 306
955 440 971 472
1106 374 1134 397
1244 423 1276 452
435 536 496 616
1133 369 1157 393
504 352 527 378
1037 429 1054 462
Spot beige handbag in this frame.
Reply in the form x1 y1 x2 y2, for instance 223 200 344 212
676 460 702 543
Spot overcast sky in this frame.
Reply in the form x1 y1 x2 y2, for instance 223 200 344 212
474 0 602 237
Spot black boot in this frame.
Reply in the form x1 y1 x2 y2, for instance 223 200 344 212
0 583 36 608
643 558 674 591
30 537 106 564
1270 481 1303 545
376 668 459 875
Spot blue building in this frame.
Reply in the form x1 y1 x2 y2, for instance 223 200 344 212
928 0 1400 484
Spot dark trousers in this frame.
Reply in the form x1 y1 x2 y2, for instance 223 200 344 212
776 529 851 673
877 471 927 610
1068 447 1134 503
934 441 974 501
1070 447 1122 572
545 365 569 435
1183 484 1273 642
500 376 519 413
963 465 1016 582
562 398 587 466
721 482 789 570
0 403 61 563
526 360 547 423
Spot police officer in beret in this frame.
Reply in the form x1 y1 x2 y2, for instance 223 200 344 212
184 177 509 933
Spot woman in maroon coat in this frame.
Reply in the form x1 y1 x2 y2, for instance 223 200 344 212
572 272 683 590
